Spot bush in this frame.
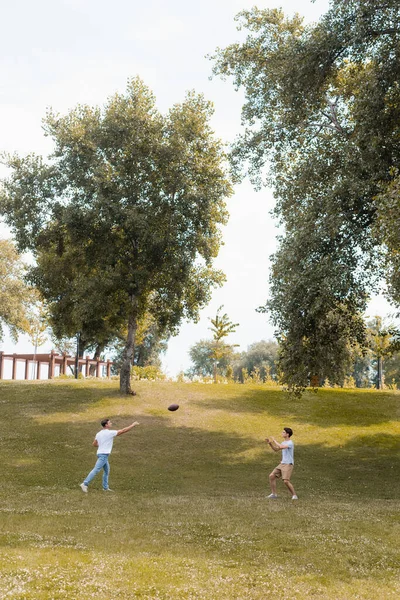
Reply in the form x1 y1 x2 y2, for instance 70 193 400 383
343 376 356 388
131 365 165 381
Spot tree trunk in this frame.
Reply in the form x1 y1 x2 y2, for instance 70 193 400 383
377 355 383 390
120 296 138 395
75 335 88 377
90 344 104 376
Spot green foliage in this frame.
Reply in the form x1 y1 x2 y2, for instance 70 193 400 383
130 365 165 381
212 1 400 394
233 340 278 382
187 307 239 381
0 78 232 393
366 315 397 389
384 352 400 387
187 338 238 379
350 349 373 388
111 312 169 374
25 300 50 350
0 239 36 342
367 316 393 358
225 364 233 381
208 306 239 343
51 336 76 356
208 306 239 383
373 171 400 303
241 367 249 384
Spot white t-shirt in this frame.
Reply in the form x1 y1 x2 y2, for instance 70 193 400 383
95 429 118 454
281 439 294 464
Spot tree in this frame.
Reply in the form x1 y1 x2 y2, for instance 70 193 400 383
0 78 232 393
233 340 278 382
29 240 128 363
208 306 239 383
373 172 400 304
26 300 49 352
366 316 394 389
0 239 36 342
350 348 372 389
382 351 400 389
212 2 400 393
186 338 238 379
111 312 169 374
134 317 168 368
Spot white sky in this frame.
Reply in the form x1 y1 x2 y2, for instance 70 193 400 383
0 0 392 377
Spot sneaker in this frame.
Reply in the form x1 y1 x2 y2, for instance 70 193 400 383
103 488 114 492
291 495 298 500
80 483 88 493
267 493 278 499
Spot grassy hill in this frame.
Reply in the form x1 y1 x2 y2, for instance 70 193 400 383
0 379 399 599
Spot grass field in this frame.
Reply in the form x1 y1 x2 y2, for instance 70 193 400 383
0 379 399 599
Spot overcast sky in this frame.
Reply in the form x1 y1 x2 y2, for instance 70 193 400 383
0 0 391 376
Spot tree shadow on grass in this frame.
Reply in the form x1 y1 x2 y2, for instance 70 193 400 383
4 414 265 496
193 386 400 428
298 432 400 500
2 414 399 578
4 406 400 502
0 380 124 420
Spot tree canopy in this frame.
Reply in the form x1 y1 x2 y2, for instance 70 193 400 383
0 78 232 392
212 0 400 393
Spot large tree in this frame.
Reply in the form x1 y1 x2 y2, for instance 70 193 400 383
212 1 400 393
0 78 232 393
374 173 400 305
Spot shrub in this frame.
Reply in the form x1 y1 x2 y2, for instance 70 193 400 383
131 365 165 381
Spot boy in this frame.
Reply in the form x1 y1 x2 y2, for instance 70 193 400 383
265 427 298 500
80 418 139 492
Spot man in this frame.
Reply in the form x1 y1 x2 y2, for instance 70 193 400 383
80 418 139 493
265 427 298 500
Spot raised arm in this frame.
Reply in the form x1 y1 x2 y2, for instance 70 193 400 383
116 421 139 436
271 437 290 450
265 437 281 452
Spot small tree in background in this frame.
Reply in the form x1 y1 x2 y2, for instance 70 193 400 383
367 316 395 390
26 300 49 353
350 348 373 389
233 340 278 382
187 338 238 379
0 239 36 343
383 352 400 389
208 306 239 383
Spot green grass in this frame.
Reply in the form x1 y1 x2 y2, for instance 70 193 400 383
0 379 399 599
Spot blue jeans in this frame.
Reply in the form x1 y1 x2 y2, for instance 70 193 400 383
84 454 110 490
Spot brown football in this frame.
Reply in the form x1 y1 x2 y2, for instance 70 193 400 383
168 404 179 411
